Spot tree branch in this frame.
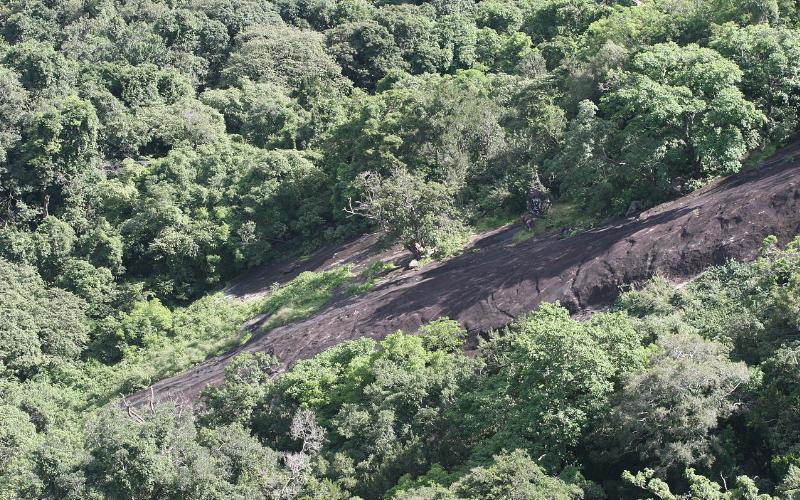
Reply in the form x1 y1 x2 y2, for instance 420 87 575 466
343 197 378 219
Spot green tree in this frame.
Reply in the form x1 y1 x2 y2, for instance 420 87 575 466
274 0 373 30
18 95 99 192
200 79 310 149
0 67 29 165
197 0 283 38
600 333 750 475
2 40 76 95
0 401 42 499
222 24 346 91
544 100 622 212
710 23 800 143
137 98 226 153
200 352 280 428
707 0 780 25
32 216 75 276
328 332 479 496
115 297 173 350
475 29 533 73
583 1 695 52
520 0 611 44
476 0 523 34
54 258 118 316
603 42 764 180
750 343 800 461
375 4 447 74
435 14 478 71
624 467 778 500
107 21 171 67
345 167 466 259
418 317 467 353
453 450 598 500
0 258 88 379
454 304 646 470
553 43 766 212
392 449 601 500
326 21 405 90
83 403 235 498
326 71 532 222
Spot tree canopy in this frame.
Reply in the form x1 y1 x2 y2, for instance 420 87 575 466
2 0 800 497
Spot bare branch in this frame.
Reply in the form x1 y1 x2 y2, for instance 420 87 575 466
119 394 145 424
343 197 378 219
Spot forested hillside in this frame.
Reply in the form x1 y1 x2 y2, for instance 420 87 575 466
2 0 800 497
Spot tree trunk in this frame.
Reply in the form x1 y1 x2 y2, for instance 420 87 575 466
406 241 426 260
684 114 702 178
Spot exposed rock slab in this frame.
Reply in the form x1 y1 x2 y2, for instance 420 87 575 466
131 142 800 405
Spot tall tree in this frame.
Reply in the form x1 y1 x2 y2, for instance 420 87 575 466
598 333 750 476
710 23 800 143
603 43 764 181
326 21 406 90
345 167 465 259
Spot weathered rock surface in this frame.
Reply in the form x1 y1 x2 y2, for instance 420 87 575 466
131 141 800 406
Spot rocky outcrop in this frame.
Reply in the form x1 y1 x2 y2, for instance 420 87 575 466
130 141 800 406
626 200 644 217
526 188 551 217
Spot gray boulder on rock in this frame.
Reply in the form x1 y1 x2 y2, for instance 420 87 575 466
670 177 685 195
626 200 644 217
526 188 551 218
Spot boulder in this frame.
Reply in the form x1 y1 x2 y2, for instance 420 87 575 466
670 177 685 195
521 213 537 231
626 200 644 217
526 188 551 218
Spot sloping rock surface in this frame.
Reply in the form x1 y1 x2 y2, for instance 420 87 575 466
132 142 800 405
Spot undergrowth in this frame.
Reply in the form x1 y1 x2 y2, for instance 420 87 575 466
67 266 354 406
347 260 397 296
471 210 521 233
258 265 354 328
514 202 600 243
362 260 397 278
347 280 377 295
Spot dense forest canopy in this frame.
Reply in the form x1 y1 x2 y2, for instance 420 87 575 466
2 0 800 497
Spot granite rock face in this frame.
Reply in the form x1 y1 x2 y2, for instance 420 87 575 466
130 141 800 406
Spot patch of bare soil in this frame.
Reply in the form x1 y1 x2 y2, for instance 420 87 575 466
131 141 800 405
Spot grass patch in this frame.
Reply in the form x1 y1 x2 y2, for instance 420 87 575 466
256 265 354 329
347 279 376 296
347 260 398 296
471 210 521 233
513 202 600 243
406 256 436 269
362 260 397 279
513 231 536 243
